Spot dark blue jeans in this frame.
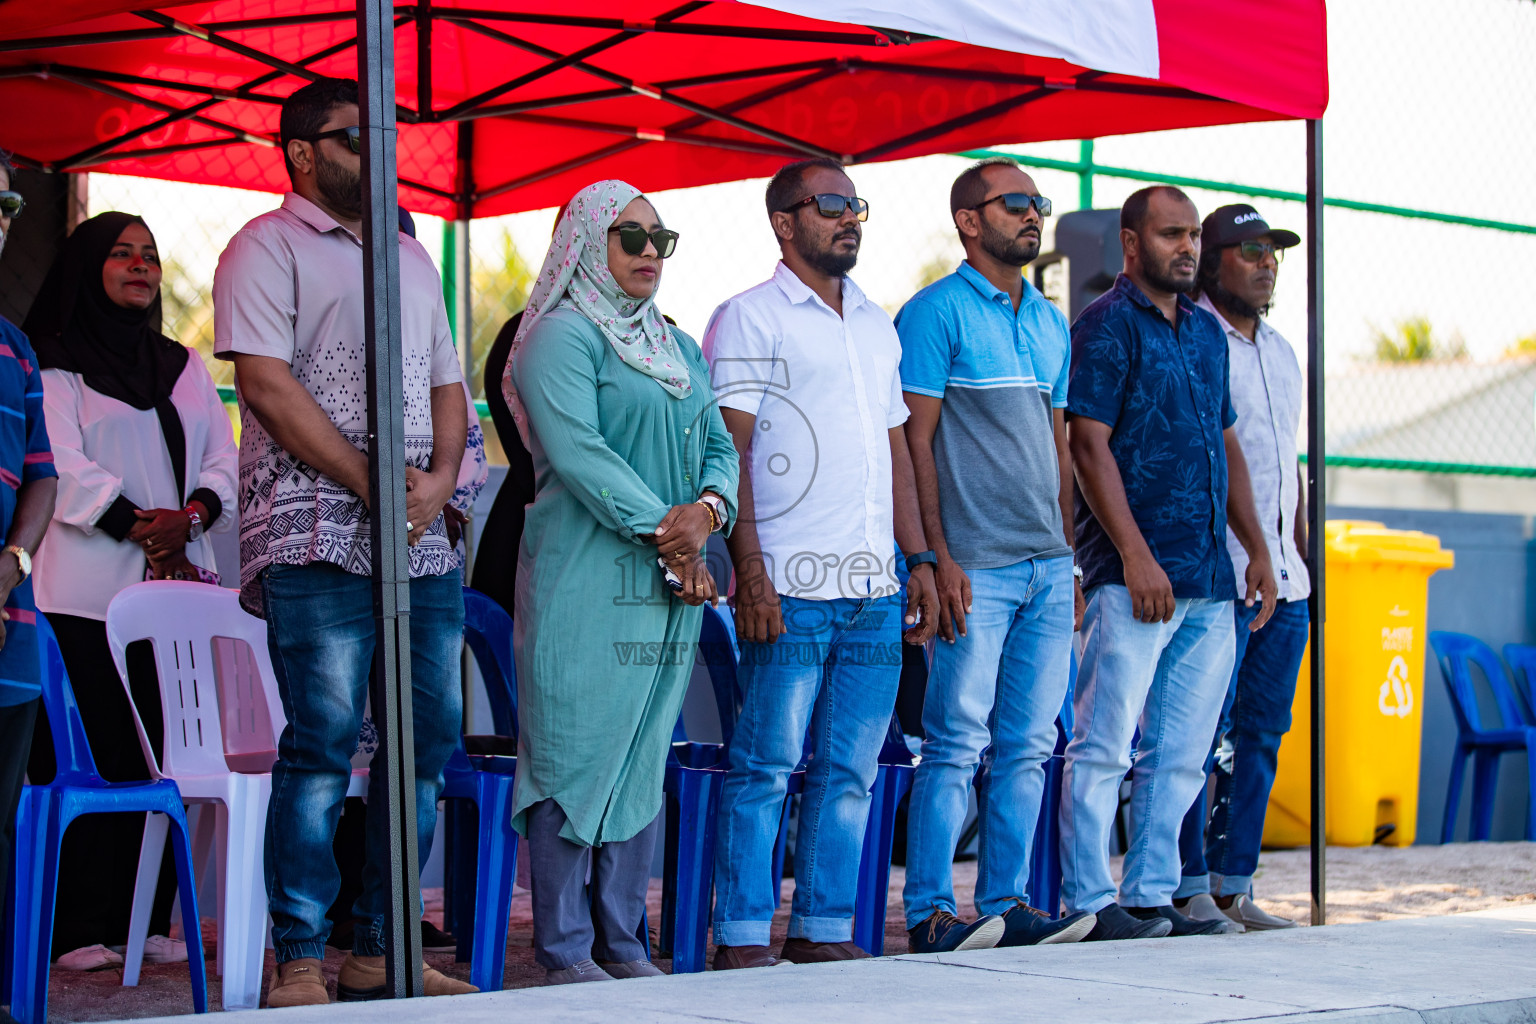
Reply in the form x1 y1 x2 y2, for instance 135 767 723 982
262 562 464 963
1176 598 1310 899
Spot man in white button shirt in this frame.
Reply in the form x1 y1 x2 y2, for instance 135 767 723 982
704 159 937 969
1173 204 1310 932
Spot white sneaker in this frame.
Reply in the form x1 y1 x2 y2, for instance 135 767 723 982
54 944 124 972
1179 893 1245 934
1220 893 1298 931
544 959 615 985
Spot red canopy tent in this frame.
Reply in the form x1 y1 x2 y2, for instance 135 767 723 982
0 1 1330 1001
0 1 1324 217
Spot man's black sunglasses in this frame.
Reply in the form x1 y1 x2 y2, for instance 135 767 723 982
608 225 680 259
296 125 361 155
972 192 1052 217
0 191 24 218
780 194 870 221
1236 240 1285 264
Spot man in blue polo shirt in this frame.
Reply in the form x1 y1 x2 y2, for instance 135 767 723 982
896 158 1094 954
1061 185 1276 941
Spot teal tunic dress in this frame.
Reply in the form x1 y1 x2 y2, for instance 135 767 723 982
509 307 738 846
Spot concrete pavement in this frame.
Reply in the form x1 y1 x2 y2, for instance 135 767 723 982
121 905 1536 1023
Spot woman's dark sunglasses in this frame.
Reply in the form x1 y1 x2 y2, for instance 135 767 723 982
609 225 680 259
0 191 24 218
972 192 1052 217
1237 240 1285 264
780 194 870 221
297 125 362 155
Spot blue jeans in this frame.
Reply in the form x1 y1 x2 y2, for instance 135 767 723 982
1059 585 1235 914
262 562 464 964
1176 598 1310 898
713 593 901 946
902 555 1073 928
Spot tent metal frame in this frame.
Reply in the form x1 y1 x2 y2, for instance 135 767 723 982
3 2 1223 206
1 0 1330 987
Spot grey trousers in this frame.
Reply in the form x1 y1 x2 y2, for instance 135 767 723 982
527 799 658 969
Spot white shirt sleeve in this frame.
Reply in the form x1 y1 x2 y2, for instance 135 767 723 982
41 370 123 533
213 226 297 363
886 339 909 429
701 298 781 418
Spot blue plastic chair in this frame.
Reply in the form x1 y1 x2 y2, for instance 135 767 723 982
657 601 738 974
2 617 207 1024
1429 632 1536 842
850 721 916 955
661 603 921 968
442 587 520 991
1503 644 1536 714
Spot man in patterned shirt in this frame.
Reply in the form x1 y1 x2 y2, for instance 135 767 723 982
1060 186 1276 942
213 78 473 1007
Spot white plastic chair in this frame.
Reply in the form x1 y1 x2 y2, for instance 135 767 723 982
105 581 364 1010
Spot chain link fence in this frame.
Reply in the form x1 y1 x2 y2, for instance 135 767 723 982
5 0 1527 509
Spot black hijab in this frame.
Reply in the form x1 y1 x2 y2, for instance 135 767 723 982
23 211 189 410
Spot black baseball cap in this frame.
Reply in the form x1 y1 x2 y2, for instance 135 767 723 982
1201 203 1300 250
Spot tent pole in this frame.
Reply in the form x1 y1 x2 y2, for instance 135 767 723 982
357 0 423 996
1305 116 1326 927
1078 139 1094 209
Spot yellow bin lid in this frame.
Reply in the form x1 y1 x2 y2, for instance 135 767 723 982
1323 520 1455 569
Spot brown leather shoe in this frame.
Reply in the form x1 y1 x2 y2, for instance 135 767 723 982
266 957 329 1008
711 944 784 970
337 953 479 1000
422 965 477 997
779 939 871 964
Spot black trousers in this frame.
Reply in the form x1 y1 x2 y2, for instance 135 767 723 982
27 613 174 958
0 695 38 948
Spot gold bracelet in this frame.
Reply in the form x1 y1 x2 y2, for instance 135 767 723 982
695 498 721 532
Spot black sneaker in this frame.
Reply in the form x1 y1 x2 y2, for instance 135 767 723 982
1083 902 1173 941
908 911 1006 954
998 902 1098 947
1128 904 1229 936
420 919 458 954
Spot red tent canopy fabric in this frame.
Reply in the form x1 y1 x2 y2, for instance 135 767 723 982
0 1 1326 218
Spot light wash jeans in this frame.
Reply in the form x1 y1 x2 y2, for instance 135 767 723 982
1059 584 1235 915
902 555 1073 929
712 593 901 946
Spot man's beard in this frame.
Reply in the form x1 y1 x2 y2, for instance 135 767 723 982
1208 276 1270 319
794 228 859 277
1145 253 1197 295
979 217 1039 267
316 152 362 220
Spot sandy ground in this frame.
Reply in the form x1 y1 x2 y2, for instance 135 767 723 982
29 840 1535 1022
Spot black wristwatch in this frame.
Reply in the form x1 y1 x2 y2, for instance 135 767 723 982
904 549 938 573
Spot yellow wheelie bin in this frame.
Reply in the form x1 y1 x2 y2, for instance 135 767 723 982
1263 521 1454 848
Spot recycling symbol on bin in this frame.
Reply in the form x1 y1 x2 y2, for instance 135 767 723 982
1378 655 1414 718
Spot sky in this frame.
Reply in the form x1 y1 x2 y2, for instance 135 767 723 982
90 0 1536 381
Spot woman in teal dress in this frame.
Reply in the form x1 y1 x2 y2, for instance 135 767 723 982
503 179 738 984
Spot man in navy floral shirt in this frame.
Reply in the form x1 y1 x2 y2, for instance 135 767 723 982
1060 186 1276 941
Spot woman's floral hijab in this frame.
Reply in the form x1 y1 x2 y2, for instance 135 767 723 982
503 179 691 444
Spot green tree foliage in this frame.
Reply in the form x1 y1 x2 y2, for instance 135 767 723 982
1501 333 1536 359
1368 316 1467 363
467 229 536 400
158 256 231 385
